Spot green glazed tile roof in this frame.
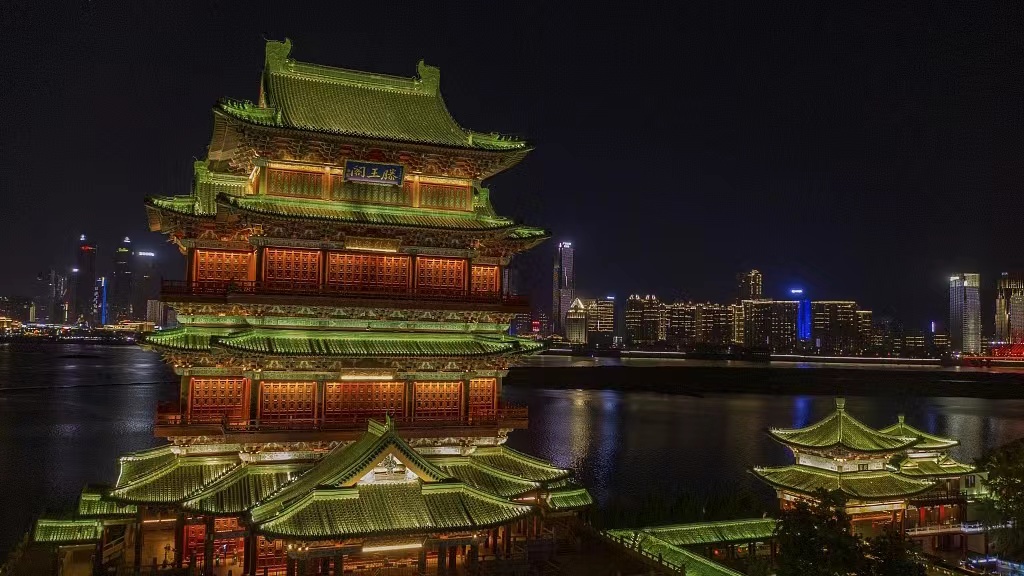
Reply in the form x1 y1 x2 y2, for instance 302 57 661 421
898 456 975 478
256 482 532 540
220 194 528 232
212 330 542 358
183 462 314 515
641 519 778 547
143 327 235 353
78 488 137 518
116 445 177 487
604 530 744 576
470 446 569 483
879 416 959 451
33 519 103 544
434 458 540 498
218 39 527 152
768 398 917 453
545 488 594 511
110 455 241 504
146 195 200 216
752 465 935 500
252 419 450 521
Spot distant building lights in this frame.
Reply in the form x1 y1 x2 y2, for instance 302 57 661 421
79 234 86 241
137 251 156 257
790 289 804 295
71 268 79 273
123 236 131 243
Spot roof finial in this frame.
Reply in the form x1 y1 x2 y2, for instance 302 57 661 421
898 414 905 424
835 397 846 411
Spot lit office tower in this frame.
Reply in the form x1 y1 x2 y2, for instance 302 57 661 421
856 310 873 354
551 241 575 334
110 237 134 323
565 299 588 344
950 273 981 355
743 300 799 352
737 269 763 302
996 272 1024 343
626 294 662 347
132 250 158 321
585 296 616 347
74 235 97 324
93 277 109 326
810 301 859 355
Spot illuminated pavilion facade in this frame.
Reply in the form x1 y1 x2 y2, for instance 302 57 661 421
753 398 985 552
32 39 591 576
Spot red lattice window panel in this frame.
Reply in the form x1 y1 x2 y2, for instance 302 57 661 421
194 250 251 282
414 382 463 420
326 252 411 293
257 536 286 572
469 378 497 416
471 265 500 295
183 524 206 563
189 378 247 422
263 248 321 284
415 257 466 294
266 168 323 199
324 382 405 419
260 382 316 420
419 183 472 211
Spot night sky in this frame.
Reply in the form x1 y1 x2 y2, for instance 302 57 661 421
2 2 1022 331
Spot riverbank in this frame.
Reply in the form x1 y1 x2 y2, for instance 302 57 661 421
505 364 1024 399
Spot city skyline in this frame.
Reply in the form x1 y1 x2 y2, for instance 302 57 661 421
1 3 1021 332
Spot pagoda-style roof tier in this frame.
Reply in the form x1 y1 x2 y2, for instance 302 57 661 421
77 486 137 519
33 520 103 545
752 465 935 501
144 327 543 359
879 416 959 451
635 518 779 548
229 39 527 153
897 455 975 478
94 419 588 541
604 528 747 576
255 482 531 540
768 398 918 454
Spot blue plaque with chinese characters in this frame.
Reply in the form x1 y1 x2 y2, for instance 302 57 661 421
343 160 404 186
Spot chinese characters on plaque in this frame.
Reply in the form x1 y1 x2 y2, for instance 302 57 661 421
344 160 404 186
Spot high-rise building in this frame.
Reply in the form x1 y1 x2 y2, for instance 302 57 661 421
995 272 1024 343
551 242 575 334
110 237 134 323
509 313 532 336
585 296 616 347
93 277 109 326
950 273 981 354
625 294 663 347
74 235 97 324
791 289 811 342
132 250 159 321
730 303 745 345
666 302 698 347
810 301 859 355
697 303 734 347
33 269 67 324
737 269 763 303
565 298 588 344
743 300 798 352
856 310 873 354
871 316 904 357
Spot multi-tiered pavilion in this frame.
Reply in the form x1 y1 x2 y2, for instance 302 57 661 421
32 39 590 576
754 398 985 554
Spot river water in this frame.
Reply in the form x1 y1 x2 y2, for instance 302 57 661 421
3 344 1024 555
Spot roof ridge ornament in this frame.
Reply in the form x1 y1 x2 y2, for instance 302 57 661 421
416 60 440 94
835 397 846 411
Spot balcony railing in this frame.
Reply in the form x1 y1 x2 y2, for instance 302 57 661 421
909 490 968 503
155 404 529 431
162 280 528 307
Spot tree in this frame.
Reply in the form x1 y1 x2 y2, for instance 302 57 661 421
774 489 864 576
978 437 1024 559
860 526 925 576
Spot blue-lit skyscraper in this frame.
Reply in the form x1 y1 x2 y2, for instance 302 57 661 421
791 288 811 341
